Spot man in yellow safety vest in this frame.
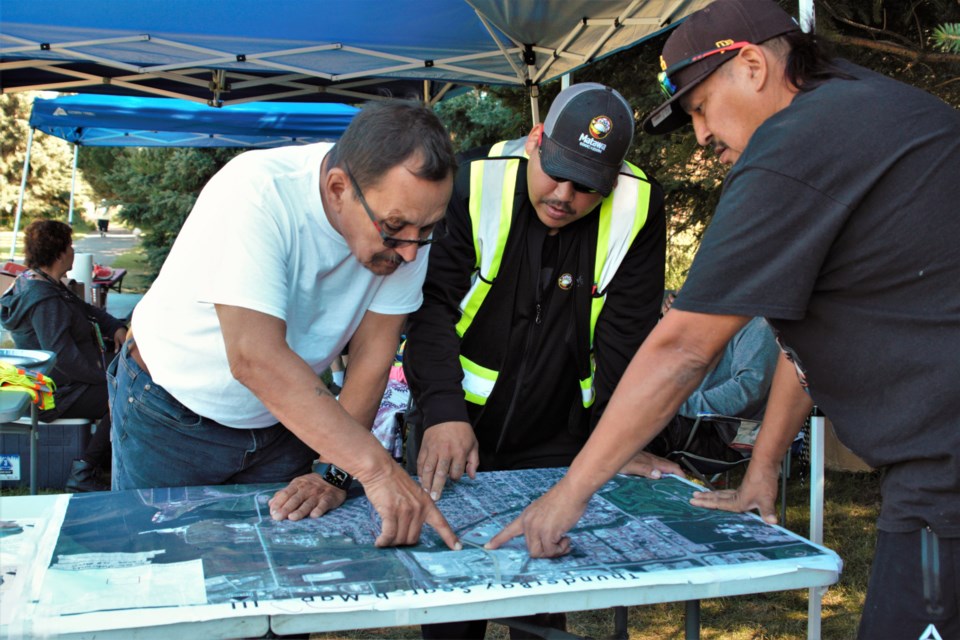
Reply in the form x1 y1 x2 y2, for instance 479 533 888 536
402 83 682 639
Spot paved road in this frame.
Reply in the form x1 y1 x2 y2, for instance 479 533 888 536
72 230 141 267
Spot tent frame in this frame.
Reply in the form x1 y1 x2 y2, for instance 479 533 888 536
1 0 707 117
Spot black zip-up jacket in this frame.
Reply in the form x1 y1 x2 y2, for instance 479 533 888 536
404 143 665 470
0 270 126 419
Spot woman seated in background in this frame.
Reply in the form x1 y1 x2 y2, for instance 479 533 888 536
0 219 127 492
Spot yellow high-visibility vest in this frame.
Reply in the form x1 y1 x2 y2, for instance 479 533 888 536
456 138 652 407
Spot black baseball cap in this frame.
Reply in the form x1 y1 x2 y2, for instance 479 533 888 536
642 0 800 135
539 83 634 197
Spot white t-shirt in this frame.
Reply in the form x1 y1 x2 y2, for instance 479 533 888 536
132 142 429 427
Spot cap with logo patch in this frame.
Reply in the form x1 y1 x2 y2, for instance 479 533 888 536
539 83 634 197
642 0 800 136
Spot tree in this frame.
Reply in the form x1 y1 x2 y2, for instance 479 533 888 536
0 93 95 229
529 0 960 285
816 0 960 100
435 90 528 153
78 147 241 273
934 22 960 53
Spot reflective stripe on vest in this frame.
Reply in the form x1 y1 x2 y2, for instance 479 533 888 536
455 138 528 342
457 139 650 407
582 161 651 405
459 354 498 405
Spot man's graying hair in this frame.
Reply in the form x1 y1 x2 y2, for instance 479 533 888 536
326 100 457 189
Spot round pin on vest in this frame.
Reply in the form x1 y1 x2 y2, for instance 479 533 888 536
558 273 574 290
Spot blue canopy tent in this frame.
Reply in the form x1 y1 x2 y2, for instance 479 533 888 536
4 0 729 258
29 94 359 148
10 94 359 257
0 0 716 118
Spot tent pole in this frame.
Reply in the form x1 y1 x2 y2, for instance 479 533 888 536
10 127 35 260
799 0 815 33
67 143 79 226
529 85 540 125
803 5 820 638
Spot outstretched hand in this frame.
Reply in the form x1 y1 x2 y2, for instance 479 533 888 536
361 461 462 550
618 450 686 479
485 481 589 558
688 460 780 524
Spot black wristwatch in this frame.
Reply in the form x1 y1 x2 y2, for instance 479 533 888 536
312 461 353 491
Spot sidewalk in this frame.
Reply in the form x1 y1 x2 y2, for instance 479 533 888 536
72 230 141 268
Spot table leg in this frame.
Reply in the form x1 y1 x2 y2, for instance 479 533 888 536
685 600 700 640
613 605 628 639
29 403 38 495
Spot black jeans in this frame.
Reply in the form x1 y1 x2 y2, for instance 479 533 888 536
42 380 111 468
858 528 959 639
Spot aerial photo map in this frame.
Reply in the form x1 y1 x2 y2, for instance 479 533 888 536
38 468 835 611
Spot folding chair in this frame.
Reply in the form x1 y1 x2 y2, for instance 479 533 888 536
665 413 758 489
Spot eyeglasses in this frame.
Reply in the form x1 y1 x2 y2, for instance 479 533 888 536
537 146 599 194
343 163 445 249
657 41 750 98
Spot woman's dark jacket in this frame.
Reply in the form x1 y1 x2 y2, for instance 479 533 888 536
0 270 125 419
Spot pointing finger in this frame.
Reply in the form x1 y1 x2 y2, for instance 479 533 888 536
425 504 462 551
485 517 523 550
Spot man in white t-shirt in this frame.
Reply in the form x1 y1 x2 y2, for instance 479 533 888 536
108 101 461 550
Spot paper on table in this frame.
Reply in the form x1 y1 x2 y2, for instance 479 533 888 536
38 558 206 616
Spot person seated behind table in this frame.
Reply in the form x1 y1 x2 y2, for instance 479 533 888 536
0 220 127 492
648 291 779 462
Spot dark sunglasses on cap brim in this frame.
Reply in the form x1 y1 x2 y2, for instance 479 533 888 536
657 41 750 98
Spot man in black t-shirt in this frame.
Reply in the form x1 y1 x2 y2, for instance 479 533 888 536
487 1 960 638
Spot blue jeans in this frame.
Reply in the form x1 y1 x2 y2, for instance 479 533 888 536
108 341 315 490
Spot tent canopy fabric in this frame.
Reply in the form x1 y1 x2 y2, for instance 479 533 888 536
0 0 711 106
29 94 359 147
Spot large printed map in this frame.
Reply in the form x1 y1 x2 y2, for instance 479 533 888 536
44 469 830 606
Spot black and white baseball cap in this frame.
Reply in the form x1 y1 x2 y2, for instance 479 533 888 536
539 83 635 197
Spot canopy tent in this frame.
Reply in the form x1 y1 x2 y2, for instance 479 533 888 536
10 94 359 258
4 0 819 251
1 0 715 120
29 93 359 147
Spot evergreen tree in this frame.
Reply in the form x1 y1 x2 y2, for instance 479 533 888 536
78 147 242 273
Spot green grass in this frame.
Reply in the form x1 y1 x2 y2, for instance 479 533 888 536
109 248 152 293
